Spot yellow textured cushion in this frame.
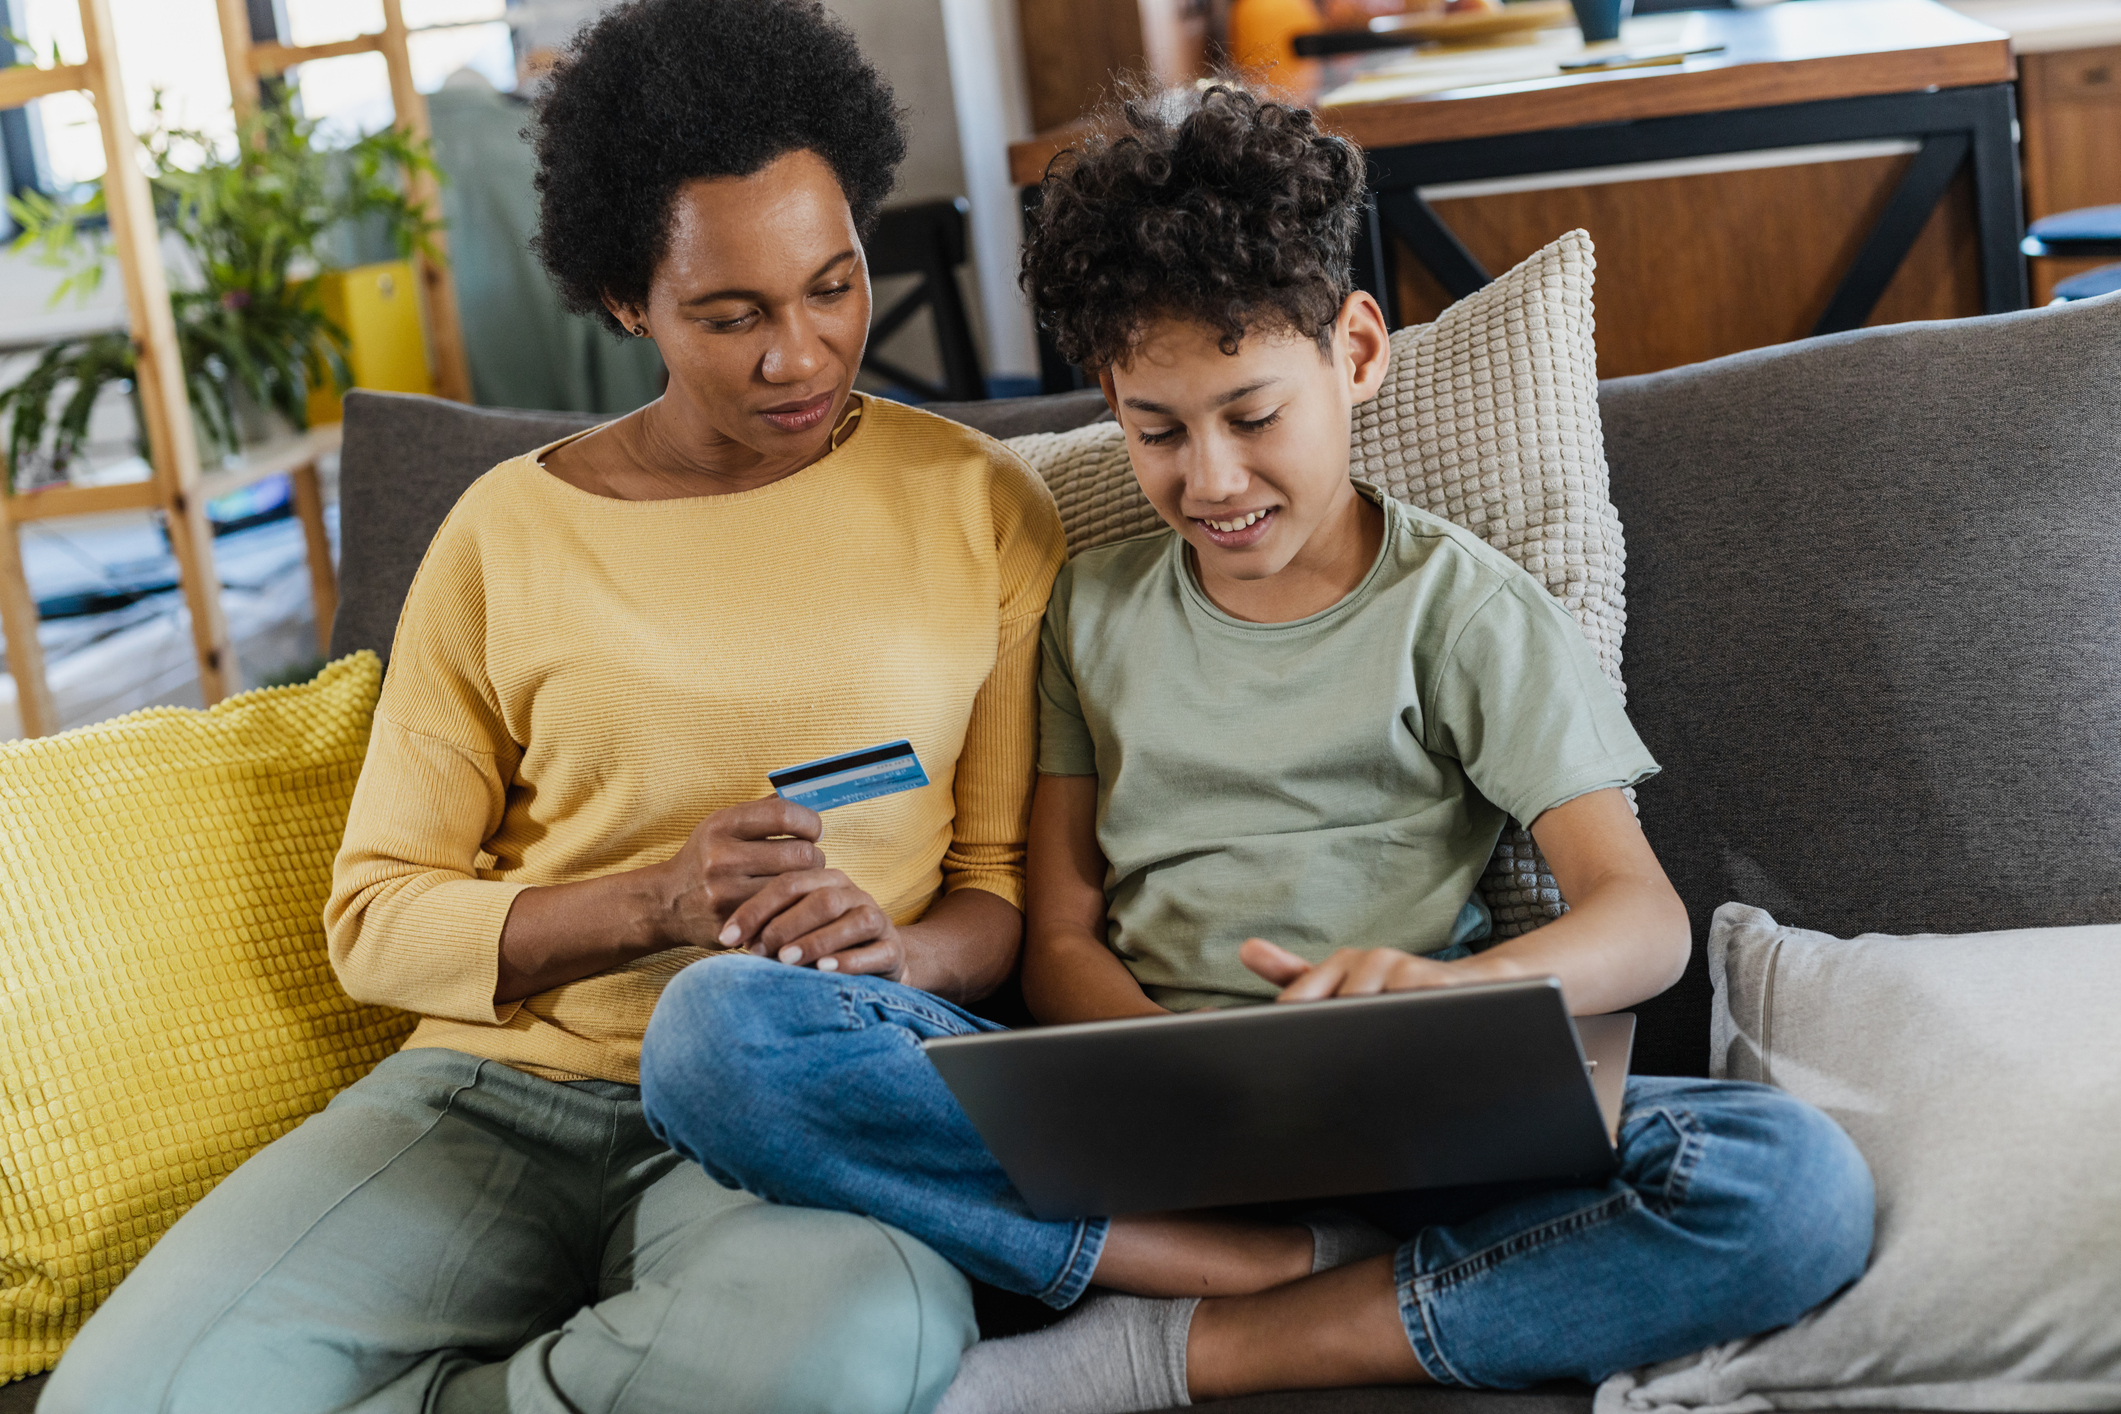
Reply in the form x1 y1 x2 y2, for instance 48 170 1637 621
0 653 412 1381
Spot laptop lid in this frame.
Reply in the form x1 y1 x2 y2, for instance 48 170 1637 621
925 977 1620 1220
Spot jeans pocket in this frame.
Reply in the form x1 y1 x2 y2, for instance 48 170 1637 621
1617 1106 1707 1217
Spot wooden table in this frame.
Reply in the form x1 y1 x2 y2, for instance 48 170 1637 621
1009 0 2024 381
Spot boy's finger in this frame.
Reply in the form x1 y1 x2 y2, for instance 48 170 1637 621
1276 955 1349 1002
1238 937 1309 984
1339 949 1401 996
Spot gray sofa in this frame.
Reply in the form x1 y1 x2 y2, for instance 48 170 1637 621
12 291 2116 1412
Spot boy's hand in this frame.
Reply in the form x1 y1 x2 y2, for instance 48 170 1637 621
1240 937 1482 1002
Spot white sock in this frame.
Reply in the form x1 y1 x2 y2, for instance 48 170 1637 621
1300 1207 1402 1274
934 1292 1198 1414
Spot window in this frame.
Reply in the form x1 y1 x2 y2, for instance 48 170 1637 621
7 0 239 189
280 0 514 144
1 0 516 189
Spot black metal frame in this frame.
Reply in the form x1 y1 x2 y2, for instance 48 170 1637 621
1361 83 2028 336
862 196 988 403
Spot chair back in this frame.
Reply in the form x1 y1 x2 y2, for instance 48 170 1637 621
862 198 985 402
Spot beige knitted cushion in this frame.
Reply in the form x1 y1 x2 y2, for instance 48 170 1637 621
1006 229 1623 940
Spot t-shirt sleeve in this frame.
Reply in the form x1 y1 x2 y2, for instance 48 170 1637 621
1036 566 1097 776
1423 575 1659 827
937 448 1068 908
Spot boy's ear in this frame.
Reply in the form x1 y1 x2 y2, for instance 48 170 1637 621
1097 365 1121 416
1340 291 1392 406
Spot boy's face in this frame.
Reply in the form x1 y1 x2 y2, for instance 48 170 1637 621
1099 293 1391 594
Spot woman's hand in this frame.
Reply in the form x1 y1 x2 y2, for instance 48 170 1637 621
1239 937 1485 1002
716 866 908 980
659 796 913 978
500 797 1023 1003
649 797 832 947
496 796 829 1003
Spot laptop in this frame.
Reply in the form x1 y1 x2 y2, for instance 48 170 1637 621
925 978 1634 1220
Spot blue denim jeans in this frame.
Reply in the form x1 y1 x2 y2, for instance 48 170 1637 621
640 954 1875 1389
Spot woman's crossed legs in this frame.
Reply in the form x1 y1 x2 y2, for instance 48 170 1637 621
641 954 1875 1401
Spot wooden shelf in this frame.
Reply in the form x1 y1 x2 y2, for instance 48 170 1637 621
3 480 162 524
0 62 89 107
194 423 344 503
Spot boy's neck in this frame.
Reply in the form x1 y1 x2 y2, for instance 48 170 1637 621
1191 480 1385 624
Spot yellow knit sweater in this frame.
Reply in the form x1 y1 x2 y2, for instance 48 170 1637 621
325 396 1067 1083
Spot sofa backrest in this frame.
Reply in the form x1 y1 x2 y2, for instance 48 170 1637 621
1602 292 2121 1075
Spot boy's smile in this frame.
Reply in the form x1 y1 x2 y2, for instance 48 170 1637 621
1100 293 1394 624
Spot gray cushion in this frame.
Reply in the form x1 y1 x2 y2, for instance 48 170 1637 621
329 390 1112 662
1600 291 2121 1078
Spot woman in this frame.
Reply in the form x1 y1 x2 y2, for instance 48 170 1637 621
41 3 1060 1410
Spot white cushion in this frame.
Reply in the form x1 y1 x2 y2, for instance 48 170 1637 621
1597 902 2121 1414
1007 229 1622 937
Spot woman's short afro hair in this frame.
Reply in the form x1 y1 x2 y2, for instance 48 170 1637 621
530 0 906 336
1021 83 1365 370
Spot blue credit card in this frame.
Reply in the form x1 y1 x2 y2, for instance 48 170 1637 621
768 739 930 812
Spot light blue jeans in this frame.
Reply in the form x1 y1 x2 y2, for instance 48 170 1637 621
640 955 1876 1390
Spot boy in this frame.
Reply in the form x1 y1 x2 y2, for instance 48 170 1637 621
638 85 1872 1412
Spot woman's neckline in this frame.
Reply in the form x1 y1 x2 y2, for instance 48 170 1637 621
533 393 868 508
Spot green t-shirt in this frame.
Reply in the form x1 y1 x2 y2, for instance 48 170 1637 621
1037 485 1659 1012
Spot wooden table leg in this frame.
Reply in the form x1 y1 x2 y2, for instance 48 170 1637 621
289 459 337 656
0 494 59 739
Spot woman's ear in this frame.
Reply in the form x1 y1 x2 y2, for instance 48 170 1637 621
1340 291 1391 405
603 293 649 339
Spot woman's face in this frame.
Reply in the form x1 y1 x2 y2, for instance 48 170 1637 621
620 148 873 470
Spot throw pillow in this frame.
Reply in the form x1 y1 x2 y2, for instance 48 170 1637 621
1597 903 2121 1414
0 653 412 1381
1006 228 1622 937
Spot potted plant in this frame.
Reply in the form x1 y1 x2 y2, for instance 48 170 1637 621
0 96 441 492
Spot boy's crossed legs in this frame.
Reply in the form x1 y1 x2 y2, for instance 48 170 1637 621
641 955 1873 1407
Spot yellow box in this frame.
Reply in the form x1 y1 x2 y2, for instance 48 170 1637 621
304 259 433 425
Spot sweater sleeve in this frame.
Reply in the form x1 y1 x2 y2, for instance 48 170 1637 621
937 447 1067 909
325 491 532 1025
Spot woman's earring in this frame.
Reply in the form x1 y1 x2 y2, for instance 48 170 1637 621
630 325 648 338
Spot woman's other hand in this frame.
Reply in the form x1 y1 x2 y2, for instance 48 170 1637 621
716 864 906 979
1240 937 1479 1002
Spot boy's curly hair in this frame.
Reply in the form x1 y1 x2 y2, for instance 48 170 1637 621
1021 84 1366 370
530 0 906 337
